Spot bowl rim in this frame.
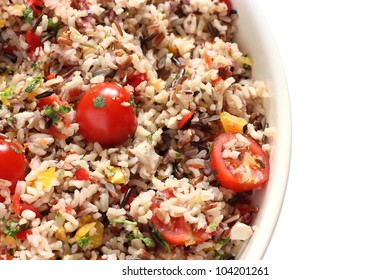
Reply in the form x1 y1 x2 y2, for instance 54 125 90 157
232 0 292 260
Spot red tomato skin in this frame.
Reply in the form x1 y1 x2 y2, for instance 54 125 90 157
76 82 138 147
219 0 232 14
25 30 43 55
16 229 33 240
151 190 214 245
27 0 44 15
0 137 27 195
127 72 147 95
36 94 61 110
20 204 43 219
210 133 270 192
177 112 194 129
75 168 90 181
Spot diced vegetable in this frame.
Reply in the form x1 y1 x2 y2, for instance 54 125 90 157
34 167 56 189
219 111 248 134
55 226 67 242
75 168 90 181
107 167 125 184
177 111 194 129
75 222 96 240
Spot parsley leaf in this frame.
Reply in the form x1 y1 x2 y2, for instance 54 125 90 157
10 145 22 154
58 105 71 114
209 221 218 231
175 152 182 158
141 237 155 247
112 219 137 226
150 222 170 253
93 95 106 108
23 7 34 24
1 84 14 98
43 105 61 123
217 238 230 246
47 18 60 31
4 220 20 238
146 134 153 145
77 234 92 249
25 75 43 93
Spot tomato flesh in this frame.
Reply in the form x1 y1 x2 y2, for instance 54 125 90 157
219 0 232 14
151 190 215 246
76 82 138 147
210 133 270 192
126 72 147 95
75 168 90 181
16 229 32 241
0 136 27 195
27 0 44 15
26 29 42 56
177 111 194 129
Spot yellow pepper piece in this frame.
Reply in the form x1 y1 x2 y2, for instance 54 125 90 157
220 112 248 134
34 167 56 189
3 235 16 246
108 167 125 184
241 56 252 67
0 19 6 28
79 215 93 226
91 221 104 247
1 96 10 106
55 226 67 242
75 222 96 240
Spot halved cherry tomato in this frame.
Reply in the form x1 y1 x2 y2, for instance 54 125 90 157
126 72 147 96
210 133 270 192
177 111 194 129
75 168 90 181
151 190 215 246
16 229 32 241
76 82 138 147
219 0 232 14
25 29 43 56
0 136 27 195
27 0 44 16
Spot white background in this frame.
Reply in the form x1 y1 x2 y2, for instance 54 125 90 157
260 0 390 279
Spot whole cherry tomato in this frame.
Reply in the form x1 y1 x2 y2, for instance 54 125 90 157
76 82 138 147
0 136 27 195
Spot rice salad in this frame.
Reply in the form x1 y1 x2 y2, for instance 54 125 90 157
0 0 273 260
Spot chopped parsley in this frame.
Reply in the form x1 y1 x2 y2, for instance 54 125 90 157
200 88 206 93
25 75 43 93
32 62 40 71
175 152 182 158
10 145 22 154
58 105 71 114
1 84 14 98
129 95 136 107
207 142 213 156
93 95 106 108
23 7 34 24
4 220 20 238
141 237 155 247
217 238 230 246
146 134 153 145
43 104 71 124
77 234 92 249
112 219 137 226
55 211 63 219
47 18 60 31
208 221 218 231
150 223 170 253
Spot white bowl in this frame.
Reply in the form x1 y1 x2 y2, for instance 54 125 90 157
233 1 292 259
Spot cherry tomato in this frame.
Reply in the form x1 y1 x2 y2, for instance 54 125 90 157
0 136 27 195
151 190 215 246
27 0 44 16
219 0 232 14
177 112 194 129
16 229 32 241
210 133 270 192
26 29 42 56
36 94 61 110
76 82 138 147
75 168 90 181
126 72 147 95
20 204 43 219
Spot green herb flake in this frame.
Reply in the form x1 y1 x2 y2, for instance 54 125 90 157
25 75 43 93
32 62 39 71
175 152 182 158
209 221 218 231
200 88 206 93
146 134 153 145
10 145 22 154
93 95 106 108
43 105 61 123
112 219 137 226
58 105 71 114
150 223 170 253
129 95 136 107
217 238 230 246
212 169 219 176
47 18 60 31
141 237 155 247
207 142 213 156
4 220 20 238
77 234 92 249
55 211 63 219
1 84 15 98
23 7 34 24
